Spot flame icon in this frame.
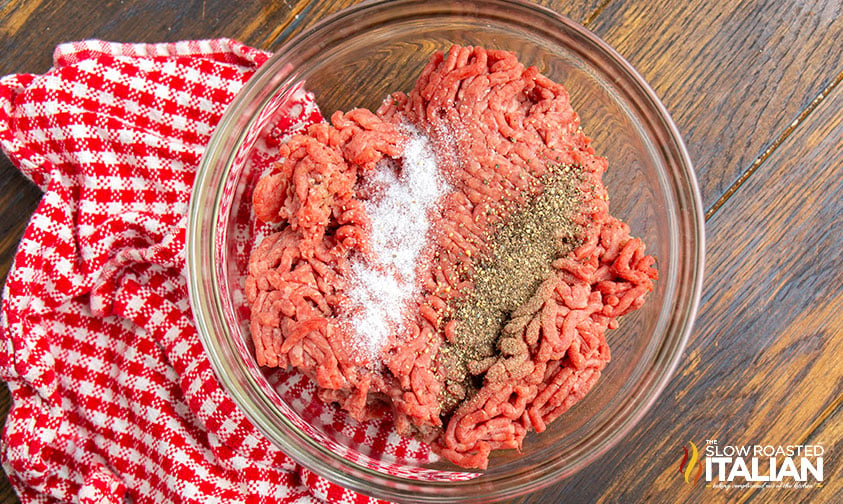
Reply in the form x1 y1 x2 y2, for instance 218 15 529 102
678 441 704 486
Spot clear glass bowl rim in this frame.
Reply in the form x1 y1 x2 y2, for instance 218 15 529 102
186 0 705 502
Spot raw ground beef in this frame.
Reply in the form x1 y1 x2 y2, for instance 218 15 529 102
245 45 657 469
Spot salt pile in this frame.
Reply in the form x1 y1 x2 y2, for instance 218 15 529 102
346 125 449 359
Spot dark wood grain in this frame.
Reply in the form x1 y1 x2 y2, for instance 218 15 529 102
775 399 843 503
587 0 843 213
519 58 843 504
718 75 843 504
1 0 841 503
0 1 611 502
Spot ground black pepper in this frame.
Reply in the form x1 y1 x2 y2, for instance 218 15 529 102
436 163 585 414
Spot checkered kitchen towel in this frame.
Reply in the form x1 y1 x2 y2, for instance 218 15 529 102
0 38 399 503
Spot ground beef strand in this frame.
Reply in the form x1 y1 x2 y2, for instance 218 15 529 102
246 45 657 470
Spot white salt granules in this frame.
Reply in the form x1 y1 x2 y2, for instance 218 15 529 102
346 125 449 359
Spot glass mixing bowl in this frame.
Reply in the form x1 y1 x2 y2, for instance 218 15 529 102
186 0 705 501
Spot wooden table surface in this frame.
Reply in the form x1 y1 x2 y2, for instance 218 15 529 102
1 1 840 503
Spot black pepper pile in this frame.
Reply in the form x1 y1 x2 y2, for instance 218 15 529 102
436 163 584 414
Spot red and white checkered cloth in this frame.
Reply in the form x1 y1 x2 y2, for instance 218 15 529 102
0 38 399 504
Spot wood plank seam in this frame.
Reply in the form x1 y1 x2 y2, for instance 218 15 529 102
704 67 843 222
737 394 843 504
258 1 314 49
582 0 613 27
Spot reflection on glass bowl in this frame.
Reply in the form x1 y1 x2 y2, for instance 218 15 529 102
186 0 704 502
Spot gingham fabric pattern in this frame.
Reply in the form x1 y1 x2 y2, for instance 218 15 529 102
0 38 395 504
